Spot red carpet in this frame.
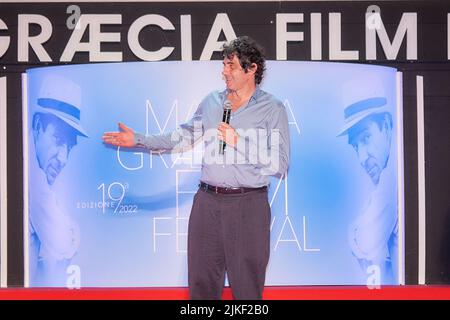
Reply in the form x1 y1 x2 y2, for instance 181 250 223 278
0 286 449 300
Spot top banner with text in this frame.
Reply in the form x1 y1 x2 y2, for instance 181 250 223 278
0 1 447 63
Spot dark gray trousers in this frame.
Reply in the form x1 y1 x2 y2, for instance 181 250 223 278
188 187 271 300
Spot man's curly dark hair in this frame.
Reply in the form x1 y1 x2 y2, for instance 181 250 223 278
221 36 266 85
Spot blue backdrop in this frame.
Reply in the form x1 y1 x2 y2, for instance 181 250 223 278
24 61 403 287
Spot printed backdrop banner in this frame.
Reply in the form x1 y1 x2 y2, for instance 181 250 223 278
24 61 403 287
0 77 6 287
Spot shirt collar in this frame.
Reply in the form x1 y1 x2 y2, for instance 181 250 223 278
220 86 262 103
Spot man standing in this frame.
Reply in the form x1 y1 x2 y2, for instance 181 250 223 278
103 36 290 299
337 97 398 284
29 75 88 286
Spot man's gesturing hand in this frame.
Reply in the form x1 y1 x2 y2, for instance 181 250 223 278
102 122 135 147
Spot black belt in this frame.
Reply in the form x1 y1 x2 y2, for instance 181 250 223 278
199 182 267 194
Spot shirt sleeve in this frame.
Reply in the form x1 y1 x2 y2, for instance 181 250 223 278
235 101 290 176
133 101 204 152
30 188 79 261
348 199 395 261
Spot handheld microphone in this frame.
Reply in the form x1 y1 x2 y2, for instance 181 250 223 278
219 100 232 154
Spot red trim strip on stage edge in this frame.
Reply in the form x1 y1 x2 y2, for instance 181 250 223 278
0 286 449 300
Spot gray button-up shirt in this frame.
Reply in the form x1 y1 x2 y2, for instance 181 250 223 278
134 87 290 188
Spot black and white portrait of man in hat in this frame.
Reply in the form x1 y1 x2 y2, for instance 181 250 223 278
338 97 398 284
29 75 88 287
